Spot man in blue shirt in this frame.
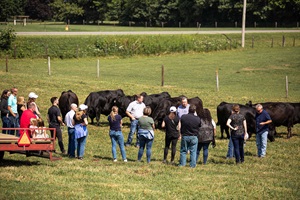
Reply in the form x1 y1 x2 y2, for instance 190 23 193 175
255 104 272 158
7 87 19 136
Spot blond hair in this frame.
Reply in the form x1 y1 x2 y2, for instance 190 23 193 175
30 118 38 126
110 106 118 121
75 111 84 121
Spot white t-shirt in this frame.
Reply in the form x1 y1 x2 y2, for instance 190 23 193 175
65 110 75 128
126 101 146 119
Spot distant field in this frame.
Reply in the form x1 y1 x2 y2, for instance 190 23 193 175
0 47 300 199
0 23 299 32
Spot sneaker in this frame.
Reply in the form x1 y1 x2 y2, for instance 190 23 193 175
162 160 167 164
113 159 117 162
123 159 127 162
78 157 83 160
125 143 131 147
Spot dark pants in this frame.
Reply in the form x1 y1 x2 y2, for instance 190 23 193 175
1 115 10 134
232 137 244 163
50 124 65 153
68 127 76 157
164 137 178 162
8 114 19 136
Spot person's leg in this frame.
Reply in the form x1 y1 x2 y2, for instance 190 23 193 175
203 143 210 164
196 142 202 163
261 131 268 157
226 137 234 158
68 128 76 157
117 131 127 160
1 116 10 134
56 126 65 153
78 135 87 158
179 136 188 166
137 136 146 161
171 138 178 162
126 119 138 145
110 131 117 160
8 115 16 135
189 136 198 168
232 138 241 163
239 138 244 162
164 137 172 161
256 133 262 157
146 139 154 163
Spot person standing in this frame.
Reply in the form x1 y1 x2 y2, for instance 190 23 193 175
47 97 66 154
73 104 89 160
108 106 127 162
17 96 26 120
255 104 272 158
226 105 248 164
196 108 216 165
27 92 41 118
179 104 200 168
125 94 146 147
161 106 181 164
7 87 19 136
64 103 77 158
137 107 155 163
0 89 11 134
20 102 37 137
177 96 190 119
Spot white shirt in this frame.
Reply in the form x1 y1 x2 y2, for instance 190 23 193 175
126 101 146 119
65 110 75 128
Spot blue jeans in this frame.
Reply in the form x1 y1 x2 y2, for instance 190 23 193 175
8 114 19 136
232 137 244 163
138 135 154 163
1 115 10 134
126 119 139 146
76 134 88 158
196 142 210 164
179 136 198 168
110 130 127 160
226 137 234 158
68 127 76 157
256 131 268 157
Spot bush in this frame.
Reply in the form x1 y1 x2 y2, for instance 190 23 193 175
0 27 16 50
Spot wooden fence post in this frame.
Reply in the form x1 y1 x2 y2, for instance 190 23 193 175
235 21 237 28
179 22 181 28
97 59 100 78
271 38 274 48
161 65 164 87
216 69 219 92
215 21 217 28
282 35 285 47
286 76 288 98
293 37 295 47
48 56 51 76
6 55 8 72
14 45 16 59
252 36 254 48
76 45 79 58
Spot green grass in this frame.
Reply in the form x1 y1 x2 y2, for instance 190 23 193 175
0 46 300 199
1 23 300 32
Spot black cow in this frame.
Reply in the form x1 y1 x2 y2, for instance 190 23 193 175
216 102 275 141
114 95 137 118
143 92 171 112
84 89 125 125
58 90 79 121
249 102 298 138
152 96 203 128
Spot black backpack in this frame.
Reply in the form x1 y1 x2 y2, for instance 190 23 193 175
198 118 214 143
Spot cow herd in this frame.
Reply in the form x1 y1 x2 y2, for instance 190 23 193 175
58 89 300 141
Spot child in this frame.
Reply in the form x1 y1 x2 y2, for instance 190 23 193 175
29 118 38 137
34 118 49 139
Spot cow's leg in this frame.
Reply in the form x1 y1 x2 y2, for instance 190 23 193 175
287 127 292 138
225 127 230 139
220 126 224 139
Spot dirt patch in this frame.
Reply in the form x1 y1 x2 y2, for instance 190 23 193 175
241 65 288 71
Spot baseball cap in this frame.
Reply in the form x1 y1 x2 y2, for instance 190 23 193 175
170 106 177 113
28 92 38 99
79 104 88 111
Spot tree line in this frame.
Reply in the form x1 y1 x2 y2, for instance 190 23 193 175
0 0 299 27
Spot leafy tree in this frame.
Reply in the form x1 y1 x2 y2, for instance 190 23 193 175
50 0 84 22
0 0 26 21
25 0 53 21
0 27 16 50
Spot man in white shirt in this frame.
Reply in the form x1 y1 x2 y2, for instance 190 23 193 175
64 103 77 158
125 94 146 147
177 96 190 119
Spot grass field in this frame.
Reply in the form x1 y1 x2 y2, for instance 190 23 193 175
1 23 300 32
0 45 300 199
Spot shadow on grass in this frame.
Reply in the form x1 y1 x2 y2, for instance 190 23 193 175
0 159 40 167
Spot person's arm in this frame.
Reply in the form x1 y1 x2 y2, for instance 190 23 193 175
243 119 247 134
126 110 135 120
161 120 166 128
0 100 9 116
226 118 237 130
8 106 15 117
260 119 272 126
120 119 123 127
57 116 65 126
83 117 88 126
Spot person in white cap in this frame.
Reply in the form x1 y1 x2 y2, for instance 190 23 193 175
73 104 88 160
161 106 181 164
27 92 40 117
64 103 78 158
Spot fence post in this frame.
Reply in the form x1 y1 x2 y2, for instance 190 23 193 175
285 76 288 98
216 69 219 92
197 22 199 28
45 45 48 58
275 22 277 28
48 56 51 76
14 45 17 59
271 38 274 48
297 22 299 28
179 22 181 28
282 35 285 47
97 59 100 78
6 55 8 72
254 22 256 28
161 65 164 87
293 37 295 47
235 21 237 28
76 45 79 58
145 21 147 28
215 21 217 28
252 36 254 48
